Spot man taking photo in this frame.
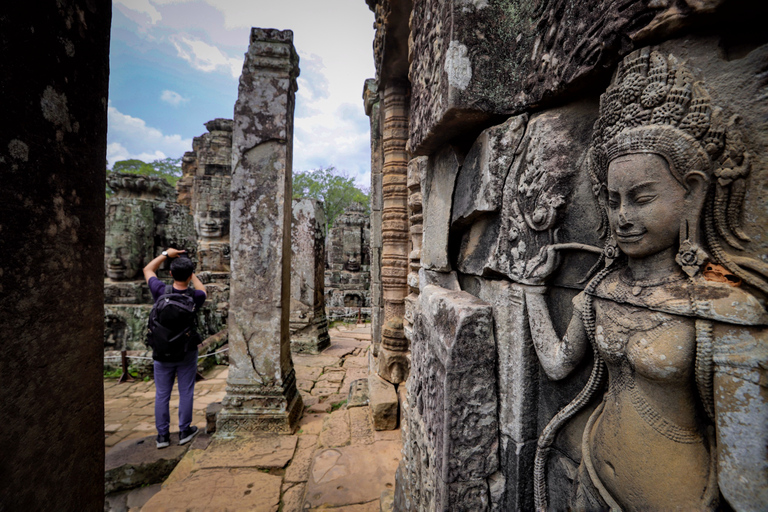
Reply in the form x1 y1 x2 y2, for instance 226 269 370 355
143 248 206 448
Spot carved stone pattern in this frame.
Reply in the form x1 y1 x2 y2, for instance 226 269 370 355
379 82 411 382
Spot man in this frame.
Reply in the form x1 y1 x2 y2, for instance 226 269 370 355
143 248 206 448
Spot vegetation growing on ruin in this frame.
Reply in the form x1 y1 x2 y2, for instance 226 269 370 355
293 165 369 232
106 157 183 197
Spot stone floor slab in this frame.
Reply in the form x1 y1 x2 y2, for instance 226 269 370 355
319 409 350 448
142 468 281 512
349 407 375 445
197 435 298 469
304 442 400 509
285 434 319 483
105 434 189 494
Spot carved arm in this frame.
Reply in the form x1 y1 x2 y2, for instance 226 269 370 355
523 286 589 381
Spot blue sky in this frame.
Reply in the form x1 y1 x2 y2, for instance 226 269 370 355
108 0 376 187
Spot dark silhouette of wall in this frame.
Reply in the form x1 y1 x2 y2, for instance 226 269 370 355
0 3 111 510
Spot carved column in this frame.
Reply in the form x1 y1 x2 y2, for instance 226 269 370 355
217 28 302 434
364 79 384 355
403 156 426 344
378 81 410 384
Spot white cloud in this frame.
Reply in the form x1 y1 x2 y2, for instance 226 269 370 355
170 34 242 78
160 89 190 106
114 0 162 24
107 105 192 166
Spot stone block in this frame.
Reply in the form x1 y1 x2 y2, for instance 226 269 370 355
348 378 370 408
141 468 281 512
486 100 600 284
105 435 188 494
349 406 376 445
418 268 460 292
459 276 538 444
420 146 460 271
400 284 498 511
304 442 400 509
368 373 399 431
456 215 501 277
452 114 528 227
407 0 723 155
285 434 318 484
319 409 351 448
196 435 298 470
205 402 222 434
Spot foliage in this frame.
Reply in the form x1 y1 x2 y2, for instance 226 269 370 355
106 157 183 197
293 166 369 232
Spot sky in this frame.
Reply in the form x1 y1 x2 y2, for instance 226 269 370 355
109 0 376 187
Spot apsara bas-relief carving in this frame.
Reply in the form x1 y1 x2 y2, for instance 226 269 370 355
525 49 768 511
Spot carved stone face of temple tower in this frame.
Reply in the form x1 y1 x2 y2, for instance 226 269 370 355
328 202 369 271
104 201 154 280
193 176 230 241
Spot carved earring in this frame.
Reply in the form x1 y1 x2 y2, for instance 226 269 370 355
603 235 620 266
676 218 708 277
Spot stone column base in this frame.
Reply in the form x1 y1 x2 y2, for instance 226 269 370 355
217 375 303 434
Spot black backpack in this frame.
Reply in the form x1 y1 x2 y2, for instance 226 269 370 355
146 285 200 362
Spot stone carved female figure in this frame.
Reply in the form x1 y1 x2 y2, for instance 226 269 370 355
525 49 768 511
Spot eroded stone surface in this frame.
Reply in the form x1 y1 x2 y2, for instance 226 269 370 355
196 435 298 469
305 442 400 509
291 198 330 354
218 28 303 434
368 373 398 431
399 284 498 511
142 468 282 512
420 146 460 272
105 435 188 494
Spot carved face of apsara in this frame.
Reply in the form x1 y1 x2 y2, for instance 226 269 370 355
607 153 686 260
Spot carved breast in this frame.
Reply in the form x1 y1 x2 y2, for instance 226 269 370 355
594 299 696 384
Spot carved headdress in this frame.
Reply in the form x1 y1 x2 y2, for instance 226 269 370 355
587 48 767 293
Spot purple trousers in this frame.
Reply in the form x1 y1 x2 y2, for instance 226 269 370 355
153 349 198 436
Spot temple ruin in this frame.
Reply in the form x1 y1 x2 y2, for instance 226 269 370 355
324 202 372 321
364 0 768 510
4 2 768 511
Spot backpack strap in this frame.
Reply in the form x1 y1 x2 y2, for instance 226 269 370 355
164 284 173 297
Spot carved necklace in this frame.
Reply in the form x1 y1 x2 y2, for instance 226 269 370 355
618 268 687 296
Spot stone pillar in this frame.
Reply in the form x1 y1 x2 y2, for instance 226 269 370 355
364 79 384 356
378 81 410 384
403 156 426 344
217 28 302 434
0 2 110 509
290 198 330 354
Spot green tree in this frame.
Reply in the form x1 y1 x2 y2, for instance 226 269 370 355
106 157 182 197
293 166 369 231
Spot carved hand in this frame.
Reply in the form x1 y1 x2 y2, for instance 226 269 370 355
523 245 561 285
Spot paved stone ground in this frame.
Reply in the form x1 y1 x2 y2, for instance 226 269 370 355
104 323 401 511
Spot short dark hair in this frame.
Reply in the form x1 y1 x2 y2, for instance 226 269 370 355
170 256 195 282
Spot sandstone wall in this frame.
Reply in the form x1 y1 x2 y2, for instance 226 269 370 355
377 0 768 510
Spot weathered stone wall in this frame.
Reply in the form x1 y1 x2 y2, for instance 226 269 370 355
386 1 768 510
218 28 303 434
291 198 330 354
0 2 111 509
364 79 385 355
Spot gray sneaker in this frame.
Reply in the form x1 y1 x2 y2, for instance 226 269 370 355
156 433 170 449
179 426 199 445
